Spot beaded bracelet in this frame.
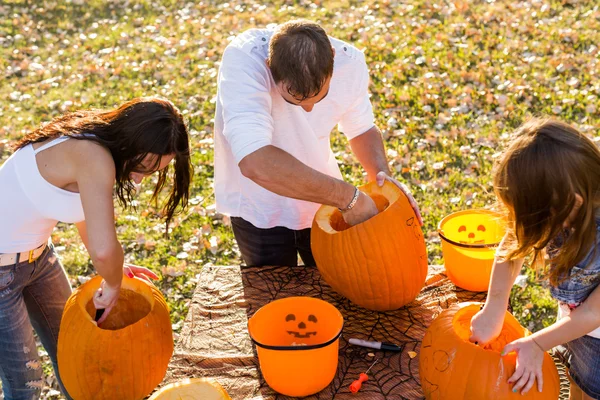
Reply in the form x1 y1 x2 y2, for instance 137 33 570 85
339 187 360 212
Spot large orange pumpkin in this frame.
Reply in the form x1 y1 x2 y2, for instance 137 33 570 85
311 181 428 311
419 302 560 399
148 378 232 400
57 276 173 400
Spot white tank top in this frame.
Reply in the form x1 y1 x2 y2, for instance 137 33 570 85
0 136 85 253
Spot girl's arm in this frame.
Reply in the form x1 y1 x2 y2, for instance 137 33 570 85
470 233 525 344
531 284 600 348
503 283 600 394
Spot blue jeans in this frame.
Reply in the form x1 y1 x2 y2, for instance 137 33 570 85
0 245 72 400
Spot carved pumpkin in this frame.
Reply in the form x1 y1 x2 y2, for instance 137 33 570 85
311 181 428 311
57 276 173 400
419 303 560 399
148 378 231 400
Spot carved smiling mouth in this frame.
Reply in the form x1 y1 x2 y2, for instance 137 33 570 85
287 331 317 338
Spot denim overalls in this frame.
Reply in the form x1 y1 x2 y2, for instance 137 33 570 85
549 220 600 399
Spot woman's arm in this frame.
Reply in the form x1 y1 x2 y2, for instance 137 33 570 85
73 142 123 287
72 141 123 323
75 221 90 250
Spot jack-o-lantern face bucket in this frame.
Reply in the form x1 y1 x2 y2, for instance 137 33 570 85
438 209 506 291
419 303 560 399
57 276 173 400
247 297 343 397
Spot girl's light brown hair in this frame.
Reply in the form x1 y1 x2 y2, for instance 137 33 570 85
493 118 600 285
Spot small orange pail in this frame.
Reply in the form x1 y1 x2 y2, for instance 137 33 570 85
247 297 343 397
438 209 505 291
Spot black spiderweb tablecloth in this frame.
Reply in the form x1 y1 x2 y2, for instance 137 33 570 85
164 265 569 399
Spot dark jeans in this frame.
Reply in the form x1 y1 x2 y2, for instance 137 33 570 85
0 244 72 400
231 217 316 267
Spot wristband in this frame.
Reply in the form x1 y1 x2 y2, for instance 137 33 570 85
339 187 360 212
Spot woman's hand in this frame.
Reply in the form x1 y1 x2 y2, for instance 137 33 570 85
93 280 121 325
469 307 504 345
123 263 159 282
502 337 545 394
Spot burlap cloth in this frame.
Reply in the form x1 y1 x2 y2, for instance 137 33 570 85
164 265 570 399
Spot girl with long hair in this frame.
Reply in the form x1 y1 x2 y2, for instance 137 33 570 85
470 119 600 399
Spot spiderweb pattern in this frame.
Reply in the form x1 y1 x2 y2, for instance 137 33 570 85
164 265 569 399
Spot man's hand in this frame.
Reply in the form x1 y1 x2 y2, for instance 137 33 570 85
376 171 423 225
341 191 379 227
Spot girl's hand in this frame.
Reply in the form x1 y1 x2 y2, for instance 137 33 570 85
93 280 121 324
502 337 545 394
124 263 159 282
469 308 504 345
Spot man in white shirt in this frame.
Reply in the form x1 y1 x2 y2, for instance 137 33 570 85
214 20 421 266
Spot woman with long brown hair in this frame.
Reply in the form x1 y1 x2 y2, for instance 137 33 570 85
0 97 192 400
470 118 600 399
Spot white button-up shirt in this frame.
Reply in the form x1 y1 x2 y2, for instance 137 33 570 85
214 28 375 230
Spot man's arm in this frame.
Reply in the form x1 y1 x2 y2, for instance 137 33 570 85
239 145 378 226
349 126 390 181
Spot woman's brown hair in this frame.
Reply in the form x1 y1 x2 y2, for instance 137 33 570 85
493 118 600 285
14 97 192 228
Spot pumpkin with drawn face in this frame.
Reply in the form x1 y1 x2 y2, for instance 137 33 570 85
285 313 318 339
419 302 560 399
438 210 506 292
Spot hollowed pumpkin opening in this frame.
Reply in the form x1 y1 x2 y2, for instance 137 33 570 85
85 289 151 330
452 305 523 352
328 194 390 232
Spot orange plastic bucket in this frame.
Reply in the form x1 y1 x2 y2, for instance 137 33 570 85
438 209 506 291
247 297 343 397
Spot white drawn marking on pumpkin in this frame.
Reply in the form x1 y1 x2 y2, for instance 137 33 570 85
23 346 30 353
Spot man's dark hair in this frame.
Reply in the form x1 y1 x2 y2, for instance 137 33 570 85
267 20 334 101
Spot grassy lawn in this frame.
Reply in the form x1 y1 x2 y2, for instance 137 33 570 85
1 0 599 397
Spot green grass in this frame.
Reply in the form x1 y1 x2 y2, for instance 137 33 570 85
1 0 599 398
